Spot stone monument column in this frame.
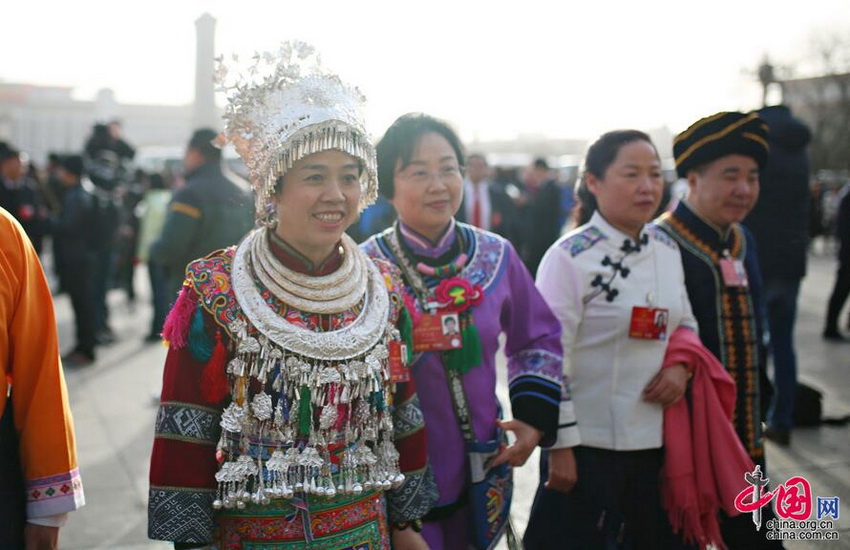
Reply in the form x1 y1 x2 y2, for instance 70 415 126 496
193 13 217 130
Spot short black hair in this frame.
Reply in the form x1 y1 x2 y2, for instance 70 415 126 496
467 153 487 165
188 128 222 161
60 155 85 178
376 113 465 199
149 172 166 190
533 157 549 171
0 146 20 162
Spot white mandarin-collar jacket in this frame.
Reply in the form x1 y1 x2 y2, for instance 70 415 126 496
537 211 697 450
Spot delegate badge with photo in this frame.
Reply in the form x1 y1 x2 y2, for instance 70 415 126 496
413 312 463 352
720 258 749 287
388 340 410 383
629 306 669 340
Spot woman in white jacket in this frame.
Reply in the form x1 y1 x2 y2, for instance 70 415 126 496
524 130 697 549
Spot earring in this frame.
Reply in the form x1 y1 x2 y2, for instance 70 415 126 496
260 198 277 228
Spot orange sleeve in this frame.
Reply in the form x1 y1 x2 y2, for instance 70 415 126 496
0 208 84 518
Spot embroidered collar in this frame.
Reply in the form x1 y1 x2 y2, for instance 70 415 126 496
678 201 737 250
364 222 507 296
267 229 343 276
398 219 457 259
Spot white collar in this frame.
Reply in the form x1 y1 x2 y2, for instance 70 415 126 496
590 211 649 245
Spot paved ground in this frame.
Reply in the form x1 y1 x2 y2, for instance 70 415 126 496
53 251 850 549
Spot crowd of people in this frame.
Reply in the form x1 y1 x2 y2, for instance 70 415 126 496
2 39 850 550
2 121 139 365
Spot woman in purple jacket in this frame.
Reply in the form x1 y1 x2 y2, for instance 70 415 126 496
362 113 577 550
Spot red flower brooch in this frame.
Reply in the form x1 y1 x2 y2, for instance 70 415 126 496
434 277 484 313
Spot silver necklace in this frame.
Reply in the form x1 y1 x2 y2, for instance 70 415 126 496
232 230 389 361
251 228 368 314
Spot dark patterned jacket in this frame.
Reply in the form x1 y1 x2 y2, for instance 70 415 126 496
656 201 768 464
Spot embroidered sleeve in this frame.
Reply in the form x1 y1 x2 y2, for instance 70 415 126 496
501 243 568 443
386 382 439 522
149 306 224 543
161 250 241 348
535 245 582 449
377 257 439 521
2 215 85 520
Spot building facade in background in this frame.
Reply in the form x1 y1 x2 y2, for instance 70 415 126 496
781 73 850 172
0 14 219 166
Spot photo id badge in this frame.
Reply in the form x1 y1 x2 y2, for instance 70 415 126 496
388 340 410 383
412 313 463 352
720 258 749 287
629 306 669 340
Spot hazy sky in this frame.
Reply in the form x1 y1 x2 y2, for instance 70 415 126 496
3 0 849 142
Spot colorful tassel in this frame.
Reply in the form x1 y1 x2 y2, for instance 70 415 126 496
161 286 196 349
442 317 482 375
369 390 386 412
461 322 483 370
443 348 462 374
401 288 421 325
298 387 312 436
200 332 230 404
188 305 214 362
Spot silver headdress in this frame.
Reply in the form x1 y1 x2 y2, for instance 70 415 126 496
215 41 378 223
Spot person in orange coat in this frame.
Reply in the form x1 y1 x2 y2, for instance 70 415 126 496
0 206 85 549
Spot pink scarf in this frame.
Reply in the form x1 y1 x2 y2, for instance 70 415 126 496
660 327 756 549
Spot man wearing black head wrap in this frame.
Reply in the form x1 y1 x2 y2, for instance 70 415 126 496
656 111 783 548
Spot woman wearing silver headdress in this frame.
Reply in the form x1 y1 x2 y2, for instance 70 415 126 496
147 42 436 549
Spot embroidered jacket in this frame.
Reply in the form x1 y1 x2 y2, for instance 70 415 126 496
362 222 570 507
148 241 435 544
537 211 697 450
655 201 767 462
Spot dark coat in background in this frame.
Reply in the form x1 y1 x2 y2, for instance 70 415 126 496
53 183 94 266
836 189 850 265
150 161 254 298
456 184 519 243
744 105 812 281
517 179 563 277
0 179 48 254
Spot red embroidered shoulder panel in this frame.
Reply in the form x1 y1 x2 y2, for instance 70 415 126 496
183 247 404 338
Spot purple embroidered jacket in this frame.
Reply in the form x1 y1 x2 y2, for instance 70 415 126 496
362 222 576 506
